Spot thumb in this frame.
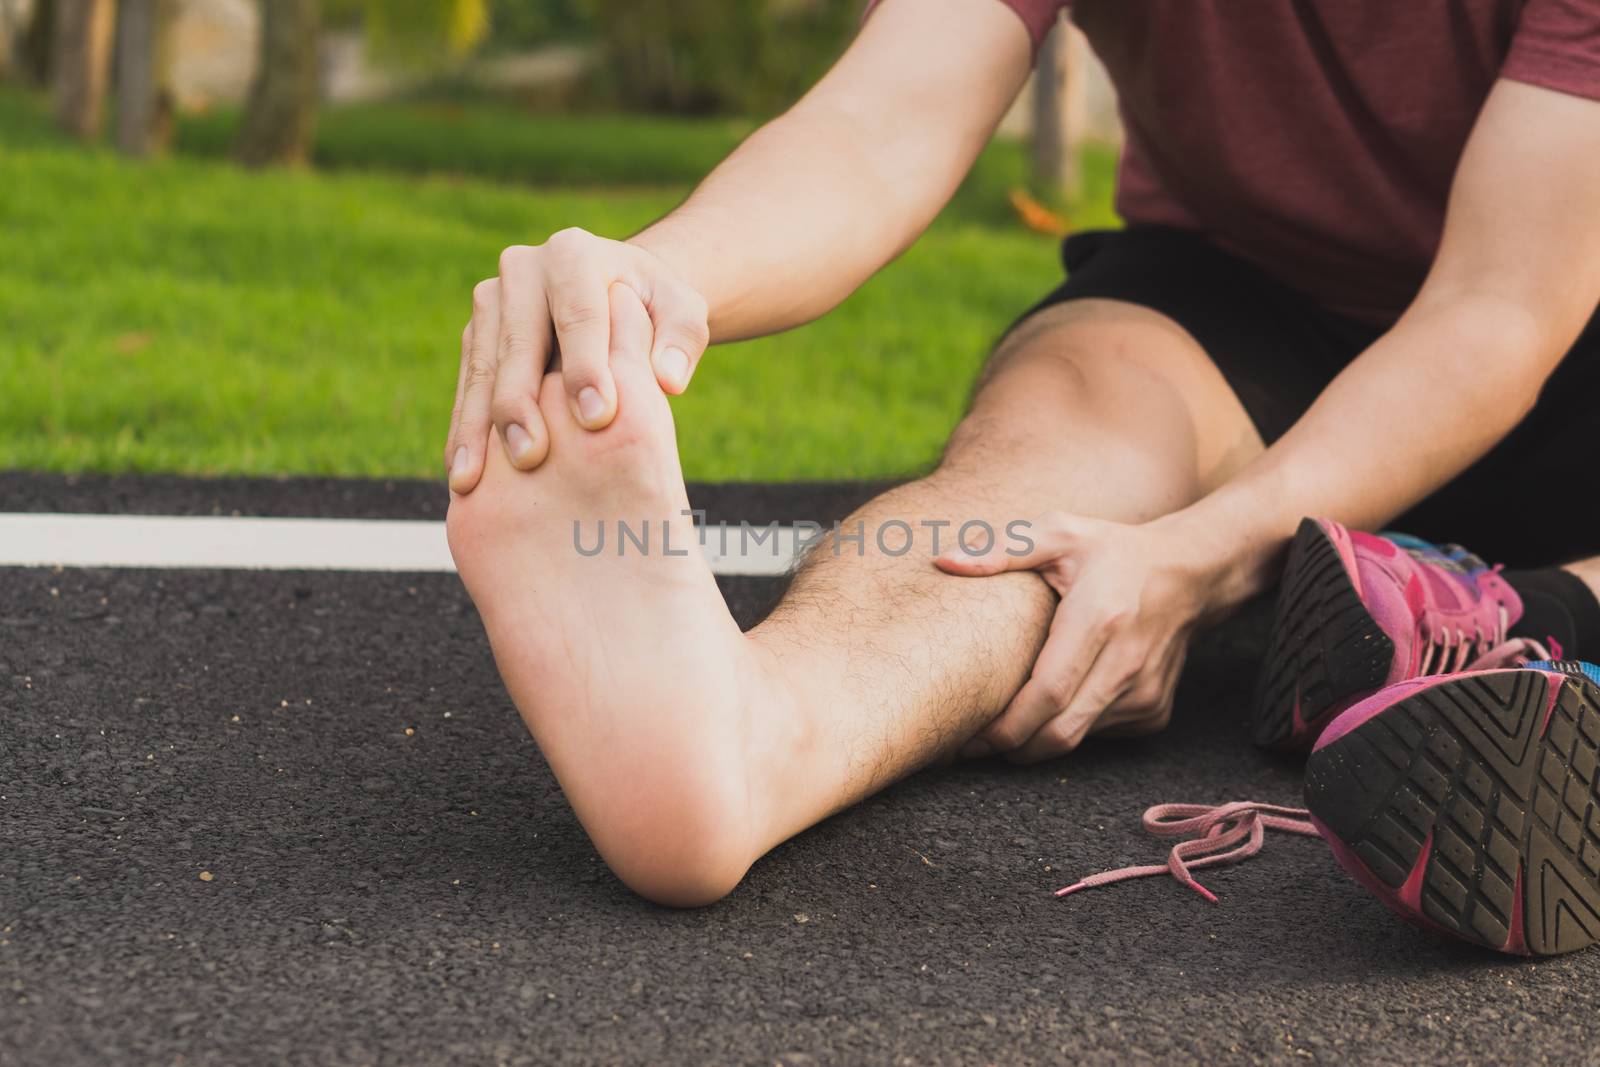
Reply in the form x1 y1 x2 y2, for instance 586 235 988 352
642 276 711 395
935 512 1079 576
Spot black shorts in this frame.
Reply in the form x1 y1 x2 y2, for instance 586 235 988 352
1016 226 1600 568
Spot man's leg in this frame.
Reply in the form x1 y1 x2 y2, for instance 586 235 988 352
448 294 1263 905
752 299 1265 821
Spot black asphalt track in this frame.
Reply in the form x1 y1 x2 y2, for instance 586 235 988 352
4 474 1598 1065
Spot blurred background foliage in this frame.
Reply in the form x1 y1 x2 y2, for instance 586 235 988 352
477 0 591 49
352 0 490 71
245 0 857 117
584 0 858 115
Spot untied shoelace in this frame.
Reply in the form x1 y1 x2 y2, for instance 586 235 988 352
1056 801 1319 903
1055 611 1558 902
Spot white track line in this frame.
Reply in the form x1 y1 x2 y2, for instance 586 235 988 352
0 514 802 577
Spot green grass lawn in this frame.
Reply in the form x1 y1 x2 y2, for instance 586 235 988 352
0 89 1116 482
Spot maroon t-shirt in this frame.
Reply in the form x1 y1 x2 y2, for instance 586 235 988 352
871 0 1600 323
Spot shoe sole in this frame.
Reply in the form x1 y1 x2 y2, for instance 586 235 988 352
1252 518 1396 751
1305 668 1600 955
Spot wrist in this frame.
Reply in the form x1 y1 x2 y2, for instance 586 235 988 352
628 226 728 342
625 231 682 294
1154 488 1297 619
628 224 679 270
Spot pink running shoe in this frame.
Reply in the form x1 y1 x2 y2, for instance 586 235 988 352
1305 660 1600 955
1252 517 1548 752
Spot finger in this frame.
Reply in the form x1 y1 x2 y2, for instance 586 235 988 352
544 229 618 430
639 274 710 395
961 609 1109 757
445 321 473 484
449 280 501 494
608 281 655 371
1012 647 1144 763
934 509 1079 577
493 247 551 470
1098 642 1185 735
1098 685 1176 738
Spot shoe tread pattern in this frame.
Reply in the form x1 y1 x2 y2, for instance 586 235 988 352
1253 518 1395 749
1307 670 1600 954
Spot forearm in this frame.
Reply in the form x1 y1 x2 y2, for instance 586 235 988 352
952 81 1600 753
626 0 1028 344
631 103 931 343
1170 293 1559 611
1170 80 1600 612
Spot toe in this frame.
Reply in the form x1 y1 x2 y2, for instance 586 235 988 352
538 295 677 464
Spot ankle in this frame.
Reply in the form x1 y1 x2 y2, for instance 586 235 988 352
1562 559 1600 603
1503 565 1600 661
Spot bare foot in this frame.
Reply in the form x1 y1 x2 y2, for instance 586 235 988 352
447 287 802 906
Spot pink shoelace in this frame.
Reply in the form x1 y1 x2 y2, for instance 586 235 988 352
1417 594 1554 675
1056 801 1319 903
1054 626 1558 904
1415 563 1557 676
1423 628 1554 675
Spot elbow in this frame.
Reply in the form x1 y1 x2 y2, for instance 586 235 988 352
1476 308 1552 423
1426 292 1558 420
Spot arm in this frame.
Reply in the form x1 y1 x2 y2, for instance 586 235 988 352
937 78 1600 761
446 0 1032 492
1186 79 1600 609
633 0 1033 342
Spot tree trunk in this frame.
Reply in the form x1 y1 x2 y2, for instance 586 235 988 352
235 0 320 168
15 0 55 86
113 0 176 157
1031 16 1086 198
51 0 116 140
0 0 22 80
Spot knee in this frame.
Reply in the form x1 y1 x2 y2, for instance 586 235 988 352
937 411 999 477
939 347 1097 476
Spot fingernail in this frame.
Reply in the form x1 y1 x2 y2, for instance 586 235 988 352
657 346 690 389
449 446 469 481
576 386 606 426
504 423 536 466
960 739 994 759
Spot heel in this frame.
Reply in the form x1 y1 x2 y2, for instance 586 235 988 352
1252 518 1395 750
